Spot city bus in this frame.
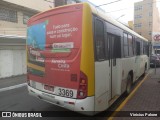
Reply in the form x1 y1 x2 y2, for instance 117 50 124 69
27 2 149 115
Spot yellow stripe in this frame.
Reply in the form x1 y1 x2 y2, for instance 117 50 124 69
81 3 95 96
27 63 45 72
108 74 149 120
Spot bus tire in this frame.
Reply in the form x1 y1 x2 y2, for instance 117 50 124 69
126 74 132 95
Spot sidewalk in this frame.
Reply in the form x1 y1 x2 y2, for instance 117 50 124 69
0 75 27 89
114 68 160 119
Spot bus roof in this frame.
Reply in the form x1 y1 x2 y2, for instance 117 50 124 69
88 3 148 42
28 2 148 42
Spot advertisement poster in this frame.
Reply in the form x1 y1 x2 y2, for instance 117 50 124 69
27 5 83 90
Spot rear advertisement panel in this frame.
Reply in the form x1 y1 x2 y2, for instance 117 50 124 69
27 4 83 98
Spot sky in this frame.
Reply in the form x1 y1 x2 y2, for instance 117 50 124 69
87 0 160 24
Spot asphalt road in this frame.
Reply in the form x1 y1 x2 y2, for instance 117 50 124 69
0 86 107 120
0 72 151 120
0 86 65 111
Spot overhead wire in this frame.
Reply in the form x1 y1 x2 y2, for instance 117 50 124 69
104 0 160 13
96 0 125 7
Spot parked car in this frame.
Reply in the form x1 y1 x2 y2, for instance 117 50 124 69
150 55 160 67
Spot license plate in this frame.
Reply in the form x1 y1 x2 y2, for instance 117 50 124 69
44 85 54 92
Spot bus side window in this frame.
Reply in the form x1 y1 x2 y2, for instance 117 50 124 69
128 34 134 57
95 19 105 61
133 37 136 56
123 33 129 57
114 37 121 58
136 41 140 55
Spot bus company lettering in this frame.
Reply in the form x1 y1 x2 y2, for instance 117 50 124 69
52 42 74 49
51 60 66 64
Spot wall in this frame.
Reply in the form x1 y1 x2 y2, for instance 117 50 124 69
0 2 35 36
0 47 26 78
2 0 54 11
0 1 38 78
134 0 160 41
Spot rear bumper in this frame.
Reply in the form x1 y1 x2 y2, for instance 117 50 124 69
28 86 95 115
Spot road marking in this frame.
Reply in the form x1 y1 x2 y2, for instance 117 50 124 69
0 83 27 92
108 73 149 120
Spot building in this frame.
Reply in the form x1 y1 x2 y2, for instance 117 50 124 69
134 0 160 53
0 0 53 78
128 21 134 30
55 0 81 7
55 0 67 7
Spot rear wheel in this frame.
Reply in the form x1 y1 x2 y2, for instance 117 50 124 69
126 74 132 95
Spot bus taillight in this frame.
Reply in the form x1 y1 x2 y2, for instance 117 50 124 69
77 71 88 99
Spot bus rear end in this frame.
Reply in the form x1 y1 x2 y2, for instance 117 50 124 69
27 3 95 115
